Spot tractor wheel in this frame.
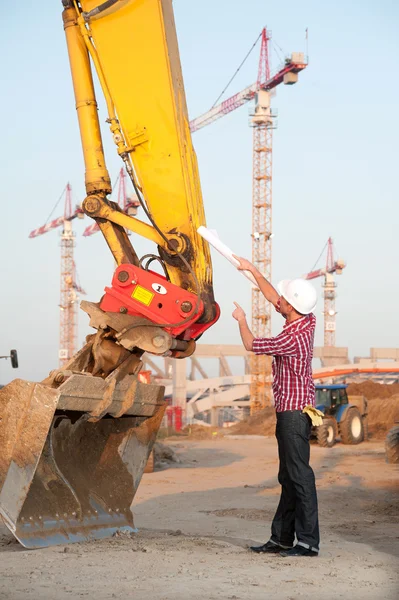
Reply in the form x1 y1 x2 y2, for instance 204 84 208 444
385 426 399 464
316 418 338 448
340 408 364 444
144 450 155 474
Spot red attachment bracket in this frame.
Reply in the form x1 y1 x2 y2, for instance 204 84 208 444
100 264 209 338
181 301 220 342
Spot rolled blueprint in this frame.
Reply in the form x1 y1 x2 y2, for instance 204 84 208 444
197 225 259 288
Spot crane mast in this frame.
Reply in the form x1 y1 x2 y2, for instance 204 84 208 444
250 90 274 411
29 184 85 366
59 187 78 365
249 31 274 411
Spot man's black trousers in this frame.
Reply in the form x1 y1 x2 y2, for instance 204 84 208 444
270 409 320 552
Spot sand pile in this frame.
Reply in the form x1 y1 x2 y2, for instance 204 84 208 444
366 395 399 439
347 383 399 439
347 381 399 399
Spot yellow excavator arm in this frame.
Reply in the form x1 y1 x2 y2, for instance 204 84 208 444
0 0 218 549
63 0 218 347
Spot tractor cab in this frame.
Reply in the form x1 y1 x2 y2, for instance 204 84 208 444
315 384 348 415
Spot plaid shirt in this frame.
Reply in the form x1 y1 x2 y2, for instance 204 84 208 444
252 302 316 412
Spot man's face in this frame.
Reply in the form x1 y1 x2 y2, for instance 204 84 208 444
279 296 292 319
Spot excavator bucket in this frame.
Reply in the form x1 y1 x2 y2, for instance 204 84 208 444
0 373 165 548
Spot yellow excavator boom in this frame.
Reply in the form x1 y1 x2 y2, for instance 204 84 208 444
63 0 216 321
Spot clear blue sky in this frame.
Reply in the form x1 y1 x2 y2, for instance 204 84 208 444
0 0 398 384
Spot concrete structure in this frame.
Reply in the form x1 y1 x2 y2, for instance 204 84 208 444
370 348 399 361
314 346 349 367
144 345 252 426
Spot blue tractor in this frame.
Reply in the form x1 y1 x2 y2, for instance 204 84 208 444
313 384 368 448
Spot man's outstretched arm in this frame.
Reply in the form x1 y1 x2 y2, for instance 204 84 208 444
233 302 297 356
233 255 279 308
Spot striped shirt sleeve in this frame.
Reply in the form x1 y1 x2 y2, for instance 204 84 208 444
252 331 297 357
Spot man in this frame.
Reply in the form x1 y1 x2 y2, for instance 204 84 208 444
232 255 320 557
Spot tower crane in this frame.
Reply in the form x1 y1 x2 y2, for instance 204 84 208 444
305 237 346 346
189 30 306 132
29 184 86 366
190 29 307 412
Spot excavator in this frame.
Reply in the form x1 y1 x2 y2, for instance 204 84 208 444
0 0 219 548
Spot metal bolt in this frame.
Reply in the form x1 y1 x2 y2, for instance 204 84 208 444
55 513 59 518
152 335 165 348
120 307 128 314
116 508 120 513
29 517 33 521
84 197 100 214
54 372 65 384
181 301 193 313
118 270 129 283
131 280 137 285
72 512 76 517
168 238 179 251
38 516 42 520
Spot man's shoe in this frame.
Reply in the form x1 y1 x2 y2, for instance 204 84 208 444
280 545 318 557
250 540 290 554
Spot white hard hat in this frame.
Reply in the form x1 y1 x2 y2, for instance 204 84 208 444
277 279 317 315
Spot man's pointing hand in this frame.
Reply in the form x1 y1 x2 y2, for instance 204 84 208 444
232 302 246 322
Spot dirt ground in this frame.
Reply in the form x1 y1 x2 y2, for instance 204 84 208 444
1 437 398 600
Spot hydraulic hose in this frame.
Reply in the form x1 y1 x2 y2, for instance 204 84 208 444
82 0 123 21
